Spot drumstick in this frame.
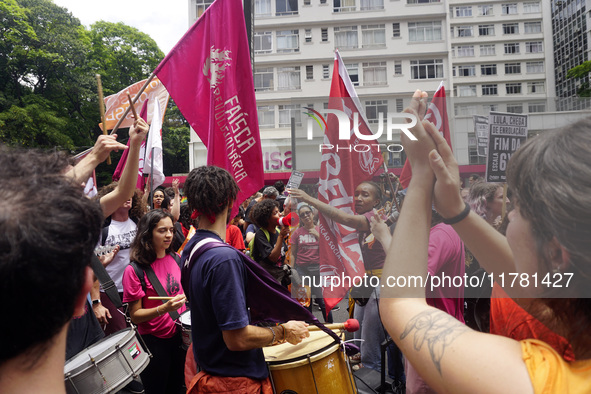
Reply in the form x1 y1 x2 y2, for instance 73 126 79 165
308 319 359 333
148 296 174 300
96 74 111 165
126 91 138 118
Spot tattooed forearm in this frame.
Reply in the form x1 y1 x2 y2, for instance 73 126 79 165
400 309 470 374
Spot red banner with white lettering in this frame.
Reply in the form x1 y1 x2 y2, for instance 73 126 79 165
319 50 384 312
153 0 263 214
399 81 451 189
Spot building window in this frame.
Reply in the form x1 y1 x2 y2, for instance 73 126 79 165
526 61 543 73
455 6 472 17
506 104 522 113
479 24 494 36
458 65 476 77
482 84 498 95
255 0 272 16
504 43 519 54
306 65 314 80
278 104 301 127
334 26 358 49
254 67 274 91
321 28 329 42
322 64 330 78
363 62 387 86
361 24 386 48
277 66 301 90
527 81 545 94
504 62 521 74
525 41 543 53
523 2 540 13
196 0 215 17
478 4 493 15
480 44 496 56
360 0 384 11
257 105 275 127
458 85 477 97
276 30 299 53
506 82 522 94
254 31 273 54
483 104 498 112
320 0 327 4
524 21 541 34
528 103 545 112
501 3 517 15
334 0 355 12
502 23 519 35
392 23 401 38
481 64 497 75
408 21 442 42
305 29 312 43
365 100 388 123
345 63 359 86
276 0 298 15
456 45 475 57
410 59 444 79
407 0 440 3
396 98 404 112
304 0 311 4
457 25 474 37
394 61 402 75
455 104 477 116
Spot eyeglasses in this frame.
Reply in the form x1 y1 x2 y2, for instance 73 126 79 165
301 211 313 217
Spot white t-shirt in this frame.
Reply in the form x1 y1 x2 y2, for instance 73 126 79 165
102 218 137 292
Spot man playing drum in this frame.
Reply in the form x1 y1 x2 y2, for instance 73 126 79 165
182 166 310 393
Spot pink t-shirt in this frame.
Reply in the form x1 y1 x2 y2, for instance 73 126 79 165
123 254 186 338
291 226 319 266
426 223 465 323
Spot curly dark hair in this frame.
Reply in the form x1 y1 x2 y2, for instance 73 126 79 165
184 166 239 219
96 181 144 222
130 209 174 266
249 199 279 229
0 145 103 365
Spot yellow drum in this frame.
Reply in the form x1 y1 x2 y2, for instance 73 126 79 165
263 330 356 394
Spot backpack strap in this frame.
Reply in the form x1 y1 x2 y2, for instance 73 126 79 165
101 226 109 246
170 252 181 269
90 255 123 308
130 261 180 321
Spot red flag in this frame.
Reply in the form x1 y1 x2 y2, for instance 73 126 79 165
112 100 149 190
318 50 384 312
153 0 263 216
399 81 451 189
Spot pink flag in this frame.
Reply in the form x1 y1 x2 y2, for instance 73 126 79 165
399 81 451 189
154 0 263 215
112 100 149 190
318 50 384 312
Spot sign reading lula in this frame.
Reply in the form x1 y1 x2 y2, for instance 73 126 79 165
485 112 528 183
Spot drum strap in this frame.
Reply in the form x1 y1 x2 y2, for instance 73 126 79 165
90 255 123 309
131 261 181 321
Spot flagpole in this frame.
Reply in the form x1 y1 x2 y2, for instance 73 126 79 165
290 117 296 171
150 146 154 209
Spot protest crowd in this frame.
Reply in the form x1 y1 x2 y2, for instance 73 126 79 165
2 0 591 392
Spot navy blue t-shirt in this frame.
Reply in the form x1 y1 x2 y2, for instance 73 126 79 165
186 230 267 379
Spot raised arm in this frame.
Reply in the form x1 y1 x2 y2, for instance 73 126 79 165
100 118 149 217
171 178 181 221
379 91 532 394
288 188 369 231
66 135 127 184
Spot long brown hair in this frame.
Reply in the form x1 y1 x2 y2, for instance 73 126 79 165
130 209 174 266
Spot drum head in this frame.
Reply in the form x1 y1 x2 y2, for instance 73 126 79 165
65 329 131 372
263 330 339 367
179 310 191 326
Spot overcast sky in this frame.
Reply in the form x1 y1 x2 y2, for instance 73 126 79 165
52 0 190 54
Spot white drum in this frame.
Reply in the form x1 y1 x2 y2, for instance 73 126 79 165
179 310 192 350
64 328 150 394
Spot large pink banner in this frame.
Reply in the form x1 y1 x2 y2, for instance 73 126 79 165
319 51 384 311
154 0 263 212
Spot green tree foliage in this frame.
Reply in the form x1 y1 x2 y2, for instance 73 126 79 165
567 61 591 97
162 100 190 175
0 0 189 183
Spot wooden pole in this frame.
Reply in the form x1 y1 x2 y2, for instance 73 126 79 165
96 74 111 165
